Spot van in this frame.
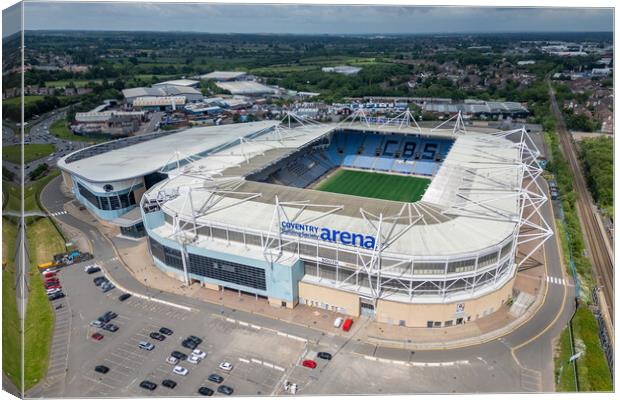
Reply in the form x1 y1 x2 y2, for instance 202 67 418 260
333 317 343 328
342 318 353 332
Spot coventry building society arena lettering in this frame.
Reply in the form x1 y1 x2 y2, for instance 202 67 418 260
281 221 377 249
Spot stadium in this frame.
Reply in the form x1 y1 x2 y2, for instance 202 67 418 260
58 111 551 328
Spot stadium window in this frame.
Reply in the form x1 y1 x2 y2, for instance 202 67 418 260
109 195 121 210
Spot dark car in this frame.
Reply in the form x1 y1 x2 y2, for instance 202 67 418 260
107 312 118 319
150 332 166 341
103 324 119 332
171 351 187 361
198 387 214 396
118 293 131 301
217 385 234 395
187 335 203 345
93 276 107 286
159 327 173 336
182 339 198 350
48 292 65 301
162 379 177 389
317 352 332 361
208 374 224 384
139 380 157 391
86 267 101 274
94 365 109 374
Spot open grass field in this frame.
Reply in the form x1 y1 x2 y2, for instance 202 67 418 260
44 79 102 88
2 95 44 107
24 217 65 389
2 217 22 388
3 143 56 164
49 118 101 143
315 169 431 202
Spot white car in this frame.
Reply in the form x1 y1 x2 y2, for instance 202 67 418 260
166 356 179 365
187 355 201 364
46 288 61 294
219 362 233 371
90 320 103 328
173 366 188 376
191 349 206 359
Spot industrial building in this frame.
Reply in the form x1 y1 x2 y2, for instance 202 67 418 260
215 81 279 96
199 71 248 81
57 114 550 327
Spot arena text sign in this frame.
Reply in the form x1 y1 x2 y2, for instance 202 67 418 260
280 221 377 250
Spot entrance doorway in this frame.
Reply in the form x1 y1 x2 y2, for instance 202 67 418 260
359 297 375 317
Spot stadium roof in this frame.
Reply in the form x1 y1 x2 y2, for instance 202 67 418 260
57 120 279 182
146 123 523 258
215 81 278 95
200 71 247 81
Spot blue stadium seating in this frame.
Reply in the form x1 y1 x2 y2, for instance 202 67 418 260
251 129 455 188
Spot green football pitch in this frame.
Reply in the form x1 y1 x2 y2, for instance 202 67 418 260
315 169 431 202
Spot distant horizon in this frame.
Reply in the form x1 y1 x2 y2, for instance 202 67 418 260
3 3 614 38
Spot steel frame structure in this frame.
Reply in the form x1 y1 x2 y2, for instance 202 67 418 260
141 120 551 307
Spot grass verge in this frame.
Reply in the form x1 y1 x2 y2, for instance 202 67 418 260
49 118 100 142
23 217 65 390
554 326 577 391
2 217 22 388
316 169 431 202
2 143 56 164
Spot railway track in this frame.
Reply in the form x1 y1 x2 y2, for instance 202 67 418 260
548 82 614 327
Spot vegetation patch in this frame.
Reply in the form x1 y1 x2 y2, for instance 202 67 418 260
2 217 22 388
2 143 56 164
579 137 613 216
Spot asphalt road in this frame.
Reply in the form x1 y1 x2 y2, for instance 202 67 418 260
34 160 572 395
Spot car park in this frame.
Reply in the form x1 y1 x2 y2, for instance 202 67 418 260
302 359 317 369
317 352 332 360
138 341 154 351
139 380 157 391
198 387 214 396
159 327 173 335
94 365 109 374
166 356 179 365
219 362 233 371
192 349 206 359
208 374 224 384
171 351 187 360
172 366 188 376
102 323 119 332
118 293 131 301
150 332 166 341
91 332 104 341
162 379 177 389
217 385 234 395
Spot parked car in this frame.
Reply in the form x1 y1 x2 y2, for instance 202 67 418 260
159 327 173 336
192 349 206 359
198 387 214 396
182 339 198 350
162 379 177 389
317 352 332 361
48 292 65 301
188 355 202 364
171 351 187 360
172 366 188 376
187 335 202 344
333 317 343 328
91 332 104 341
86 267 101 275
150 332 166 341
208 374 224 384
93 276 107 286
166 356 179 365
94 365 109 374
118 293 131 301
103 324 119 332
43 271 56 278
90 320 104 328
101 282 115 293
302 359 317 369
217 385 234 395
139 380 157 391
138 341 154 351
342 318 353 332
218 362 233 371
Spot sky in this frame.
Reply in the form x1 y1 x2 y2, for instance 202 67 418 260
2 2 614 38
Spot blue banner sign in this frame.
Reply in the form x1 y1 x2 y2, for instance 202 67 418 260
281 221 377 250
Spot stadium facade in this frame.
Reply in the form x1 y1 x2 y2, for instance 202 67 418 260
58 112 551 327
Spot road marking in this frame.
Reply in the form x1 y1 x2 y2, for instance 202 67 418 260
239 358 250 364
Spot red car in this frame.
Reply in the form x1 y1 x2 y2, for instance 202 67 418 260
301 359 317 369
45 279 60 285
45 284 61 290
43 272 56 278
342 318 353 332
91 332 104 341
